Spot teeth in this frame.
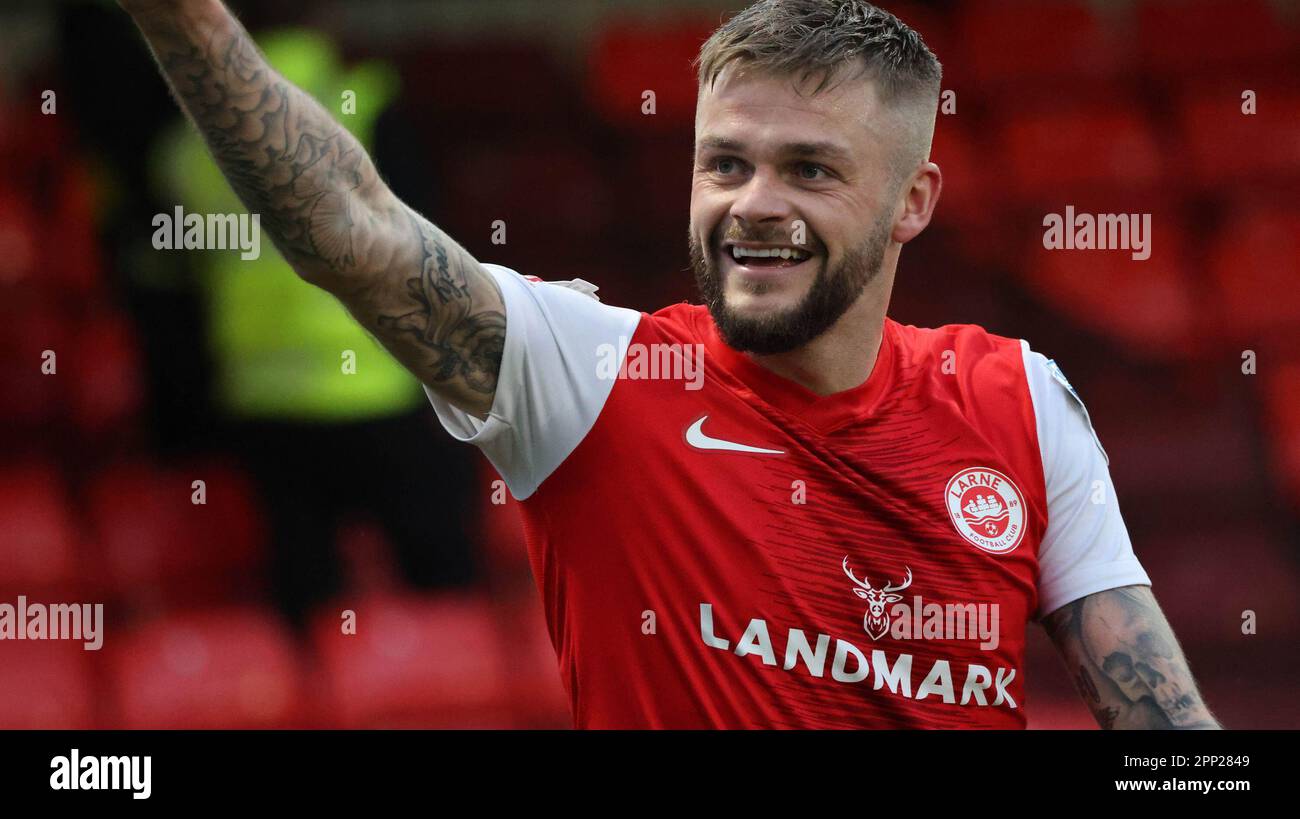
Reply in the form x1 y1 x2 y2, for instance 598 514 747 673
730 246 811 262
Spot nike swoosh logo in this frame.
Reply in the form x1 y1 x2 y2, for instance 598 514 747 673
685 415 784 455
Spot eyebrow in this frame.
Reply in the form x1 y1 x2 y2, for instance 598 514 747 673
696 136 854 165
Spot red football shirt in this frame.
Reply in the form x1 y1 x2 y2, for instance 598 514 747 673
428 265 1151 728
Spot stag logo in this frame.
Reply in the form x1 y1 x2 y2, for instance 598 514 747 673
842 557 912 640
944 467 1027 555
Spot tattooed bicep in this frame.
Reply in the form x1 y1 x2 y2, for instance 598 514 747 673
1042 585 1220 729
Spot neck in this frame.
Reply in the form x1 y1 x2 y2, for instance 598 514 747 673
746 270 894 396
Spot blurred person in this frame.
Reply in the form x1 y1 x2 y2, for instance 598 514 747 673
148 24 479 628
119 0 1219 728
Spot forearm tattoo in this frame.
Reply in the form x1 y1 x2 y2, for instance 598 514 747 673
152 17 365 271
372 211 505 396
137 5 504 408
1043 586 1220 729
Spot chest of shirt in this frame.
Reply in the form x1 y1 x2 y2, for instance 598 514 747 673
523 366 1044 653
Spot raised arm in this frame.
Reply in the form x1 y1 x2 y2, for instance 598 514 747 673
1042 585 1221 729
122 0 504 416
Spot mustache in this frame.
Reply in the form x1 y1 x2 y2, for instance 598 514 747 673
717 230 820 249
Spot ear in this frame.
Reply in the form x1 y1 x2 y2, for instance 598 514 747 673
853 589 869 598
891 160 942 244
886 594 903 603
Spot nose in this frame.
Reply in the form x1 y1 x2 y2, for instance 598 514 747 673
729 166 794 228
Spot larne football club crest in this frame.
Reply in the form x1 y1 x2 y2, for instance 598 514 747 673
944 467 1026 554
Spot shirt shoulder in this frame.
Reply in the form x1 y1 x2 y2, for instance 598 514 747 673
888 319 1031 403
425 264 642 499
644 301 711 344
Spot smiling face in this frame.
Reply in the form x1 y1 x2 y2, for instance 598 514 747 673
689 64 907 355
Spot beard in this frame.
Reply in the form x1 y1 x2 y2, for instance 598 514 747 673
689 212 893 355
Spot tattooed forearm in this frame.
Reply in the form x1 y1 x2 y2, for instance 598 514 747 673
1069 664 1119 728
136 2 373 276
127 1 506 414
1043 585 1221 729
371 213 505 398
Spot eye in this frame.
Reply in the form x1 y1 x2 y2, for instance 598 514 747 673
712 156 741 175
798 163 828 180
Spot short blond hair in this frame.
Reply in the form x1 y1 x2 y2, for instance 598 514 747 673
695 0 942 104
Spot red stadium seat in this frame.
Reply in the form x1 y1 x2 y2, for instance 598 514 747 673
997 105 1166 205
1020 207 1198 361
182 457 267 581
67 309 145 435
86 460 266 608
1263 360 1300 511
1136 0 1294 79
1096 385 1258 502
399 41 576 129
439 139 613 255
0 641 97 729
1206 207 1300 347
0 94 65 188
1175 86 1300 191
0 300 70 435
587 17 717 131
928 118 987 227
1140 525 1300 646
0 460 82 599
40 158 105 298
310 591 515 728
955 0 1128 92
88 461 188 606
105 607 305 729
622 134 694 235
884 3 952 79
0 188 40 289
0 105 101 299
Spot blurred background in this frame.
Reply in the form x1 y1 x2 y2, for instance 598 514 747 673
0 0 1297 729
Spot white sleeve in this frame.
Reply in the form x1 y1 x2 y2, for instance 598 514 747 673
1021 341 1152 621
425 264 642 500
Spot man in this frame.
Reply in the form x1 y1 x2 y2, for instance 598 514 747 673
121 0 1220 728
